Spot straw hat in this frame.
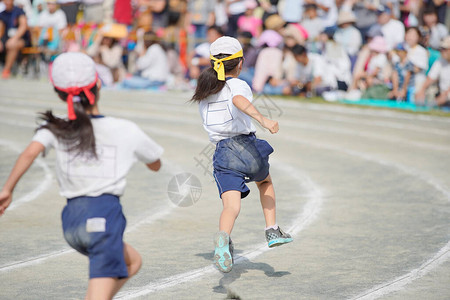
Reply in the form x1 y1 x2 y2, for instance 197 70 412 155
264 14 285 31
100 23 128 39
337 10 356 26
368 36 388 53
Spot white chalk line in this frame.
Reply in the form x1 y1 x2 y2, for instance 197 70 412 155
284 137 450 299
2 95 449 298
0 139 53 211
116 160 325 299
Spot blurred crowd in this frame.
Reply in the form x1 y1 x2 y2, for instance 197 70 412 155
0 0 449 107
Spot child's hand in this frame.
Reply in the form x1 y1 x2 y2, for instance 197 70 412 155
261 117 279 134
0 190 12 216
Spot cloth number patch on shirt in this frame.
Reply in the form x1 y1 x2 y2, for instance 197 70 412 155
86 218 106 232
206 100 233 126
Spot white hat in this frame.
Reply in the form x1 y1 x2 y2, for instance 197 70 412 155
52 52 97 89
51 52 98 120
210 36 243 56
407 46 429 70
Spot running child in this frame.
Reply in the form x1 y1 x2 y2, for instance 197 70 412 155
0 52 163 299
191 36 293 273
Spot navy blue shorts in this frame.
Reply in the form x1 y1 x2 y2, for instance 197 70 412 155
213 133 274 199
61 194 128 279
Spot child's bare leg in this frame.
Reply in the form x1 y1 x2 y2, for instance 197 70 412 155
86 243 142 299
111 243 142 296
256 174 276 228
219 190 241 235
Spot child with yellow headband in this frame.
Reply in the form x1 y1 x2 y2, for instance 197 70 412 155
191 36 293 273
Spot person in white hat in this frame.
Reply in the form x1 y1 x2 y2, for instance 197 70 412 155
334 10 362 58
0 52 164 299
416 36 450 106
191 36 293 273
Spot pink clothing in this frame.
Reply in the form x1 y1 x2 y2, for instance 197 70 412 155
237 16 262 37
252 47 283 92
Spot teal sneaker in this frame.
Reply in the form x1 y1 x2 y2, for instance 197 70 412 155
265 226 293 248
214 231 233 273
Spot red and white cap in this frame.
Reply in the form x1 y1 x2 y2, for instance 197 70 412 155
51 52 98 120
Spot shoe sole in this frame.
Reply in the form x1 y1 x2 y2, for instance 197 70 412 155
214 231 233 273
268 237 293 248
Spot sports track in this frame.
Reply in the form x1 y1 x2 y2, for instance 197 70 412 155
0 79 449 300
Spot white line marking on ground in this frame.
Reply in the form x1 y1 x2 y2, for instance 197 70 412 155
0 139 53 211
116 161 324 299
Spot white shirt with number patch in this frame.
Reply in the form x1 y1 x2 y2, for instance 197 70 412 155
199 78 256 144
32 117 163 199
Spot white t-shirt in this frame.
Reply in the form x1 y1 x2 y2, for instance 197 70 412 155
32 116 163 199
428 58 450 92
317 0 338 28
199 78 256 143
227 0 246 15
368 53 388 81
137 43 170 82
38 10 67 30
296 53 337 88
381 19 405 50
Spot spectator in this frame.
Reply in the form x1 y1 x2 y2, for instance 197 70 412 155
237 0 262 38
291 43 339 96
372 5 405 51
405 26 428 97
334 10 362 64
350 36 390 98
82 0 104 24
27 0 46 27
416 36 450 106
57 0 80 26
86 23 127 83
186 0 216 44
264 13 286 33
226 0 247 37
252 29 284 93
123 30 170 89
389 42 414 101
399 0 421 26
421 8 448 50
301 4 325 43
188 25 223 80
352 0 379 42
0 0 30 79
281 0 305 24
37 0 68 61
303 0 338 29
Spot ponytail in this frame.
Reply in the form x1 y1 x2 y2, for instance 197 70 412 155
190 54 242 102
37 86 98 158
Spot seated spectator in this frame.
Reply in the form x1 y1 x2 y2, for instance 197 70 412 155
37 0 67 60
389 42 414 101
237 0 262 38
237 31 258 86
290 43 339 96
333 10 362 66
28 0 46 27
122 30 170 89
252 29 284 93
301 4 324 48
421 8 448 50
304 0 337 29
350 36 390 98
188 25 223 81
416 36 450 107
0 0 30 79
86 23 127 83
371 5 405 51
405 27 429 96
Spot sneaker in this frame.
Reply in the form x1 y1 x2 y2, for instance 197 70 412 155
265 226 293 248
2 69 11 79
214 231 233 273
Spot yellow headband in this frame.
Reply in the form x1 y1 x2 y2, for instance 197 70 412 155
210 50 243 81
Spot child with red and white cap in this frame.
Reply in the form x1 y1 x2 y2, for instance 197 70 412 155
191 36 293 273
0 52 163 299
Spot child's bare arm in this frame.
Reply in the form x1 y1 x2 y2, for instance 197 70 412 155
146 159 161 172
0 141 45 216
232 95 279 134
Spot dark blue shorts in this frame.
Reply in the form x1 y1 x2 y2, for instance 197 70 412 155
61 194 128 279
213 133 274 199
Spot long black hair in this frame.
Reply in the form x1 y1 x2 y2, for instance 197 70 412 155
190 54 242 102
37 85 98 158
